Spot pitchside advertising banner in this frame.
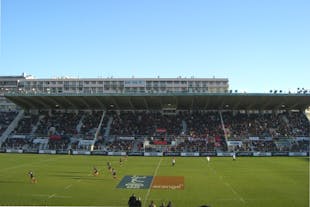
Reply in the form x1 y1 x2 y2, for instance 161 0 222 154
180 152 199 156
288 152 308 156
39 150 56 154
108 152 126 156
1 150 308 156
73 150 91 155
6 149 23 153
237 152 253 156
217 152 234 157
272 152 289 156
57 150 69 154
91 151 108 155
200 152 217 156
253 152 272 156
23 149 38 153
144 152 163 156
127 152 144 156
164 152 181 156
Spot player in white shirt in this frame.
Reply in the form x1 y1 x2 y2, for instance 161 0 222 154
206 156 211 162
172 157 176 166
232 153 236 161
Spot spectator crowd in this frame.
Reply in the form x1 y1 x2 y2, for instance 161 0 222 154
0 110 309 153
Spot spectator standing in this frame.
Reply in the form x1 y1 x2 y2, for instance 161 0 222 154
135 197 142 207
128 194 136 207
149 200 156 207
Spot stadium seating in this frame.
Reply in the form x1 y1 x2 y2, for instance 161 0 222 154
0 111 18 136
14 113 39 134
1 109 309 153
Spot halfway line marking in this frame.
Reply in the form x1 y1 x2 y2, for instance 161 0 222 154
143 158 162 205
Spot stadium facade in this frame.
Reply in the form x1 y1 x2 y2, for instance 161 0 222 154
17 76 229 94
0 74 28 110
1 75 309 110
0 75 228 110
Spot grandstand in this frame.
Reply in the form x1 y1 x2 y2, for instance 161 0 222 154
0 75 309 156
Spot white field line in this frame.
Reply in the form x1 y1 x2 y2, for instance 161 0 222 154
217 198 240 201
64 184 72 190
223 182 245 203
202 158 246 204
143 158 162 205
48 193 56 199
63 171 90 191
63 171 90 192
31 194 50 197
33 170 90 203
31 174 83 201
53 195 72 198
32 194 72 199
0 156 64 172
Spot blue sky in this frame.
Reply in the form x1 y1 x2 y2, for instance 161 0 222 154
0 0 309 92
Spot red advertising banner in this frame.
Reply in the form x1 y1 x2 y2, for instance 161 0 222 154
153 140 167 145
156 128 167 133
49 135 61 140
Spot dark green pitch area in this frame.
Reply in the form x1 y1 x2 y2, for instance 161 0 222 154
0 154 308 207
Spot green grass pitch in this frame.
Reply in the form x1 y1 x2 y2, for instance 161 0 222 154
0 153 308 207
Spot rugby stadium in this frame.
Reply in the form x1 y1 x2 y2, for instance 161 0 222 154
0 75 309 207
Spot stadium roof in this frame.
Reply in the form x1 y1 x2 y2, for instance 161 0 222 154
5 92 310 110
